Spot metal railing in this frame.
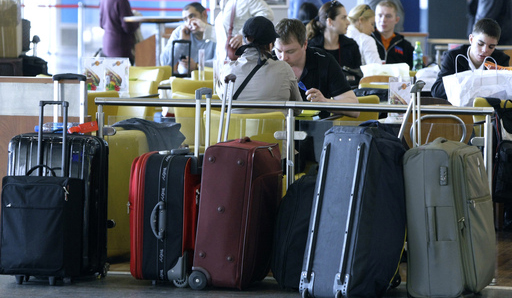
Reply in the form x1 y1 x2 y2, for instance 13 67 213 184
95 97 495 188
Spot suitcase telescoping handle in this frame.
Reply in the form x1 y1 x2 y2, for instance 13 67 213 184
37 100 70 177
195 87 213 158
217 74 237 143
52 73 87 123
398 80 425 147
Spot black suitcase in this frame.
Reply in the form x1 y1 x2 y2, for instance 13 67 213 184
6 131 109 278
271 171 316 290
129 87 209 286
129 151 200 286
0 76 109 285
300 123 406 298
0 100 108 285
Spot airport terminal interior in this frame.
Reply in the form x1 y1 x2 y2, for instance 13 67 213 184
1 0 512 297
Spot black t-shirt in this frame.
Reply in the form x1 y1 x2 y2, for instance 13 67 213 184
298 47 352 102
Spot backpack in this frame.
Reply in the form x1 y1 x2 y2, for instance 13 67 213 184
486 98 512 203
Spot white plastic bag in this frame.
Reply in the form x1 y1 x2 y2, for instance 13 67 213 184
361 63 410 80
442 55 512 106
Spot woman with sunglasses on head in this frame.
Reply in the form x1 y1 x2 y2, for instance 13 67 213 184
346 4 382 65
306 0 362 70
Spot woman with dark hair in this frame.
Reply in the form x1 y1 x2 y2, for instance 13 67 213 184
298 2 319 25
306 0 361 69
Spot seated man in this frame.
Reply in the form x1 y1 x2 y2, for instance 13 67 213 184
160 2 216 74
218 16 302 115
274 18 359 118
372 1 413 68
431 18 510 99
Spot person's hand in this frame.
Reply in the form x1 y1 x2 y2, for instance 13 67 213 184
181 26 191 40
189 18 208 33
229 34 243 49
306 88 327 102
179 57 198 71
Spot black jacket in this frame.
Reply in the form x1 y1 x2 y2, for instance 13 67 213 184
431 44 511 99
308 34 362 69
372 31 414 69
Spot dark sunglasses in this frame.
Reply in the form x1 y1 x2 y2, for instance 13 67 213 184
359 5 371 18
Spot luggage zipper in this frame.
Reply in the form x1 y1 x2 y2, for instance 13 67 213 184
268 146 275 158
63 186 69 201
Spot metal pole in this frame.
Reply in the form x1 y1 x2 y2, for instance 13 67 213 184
286 108 295 189
77 2 84 73
484 114 493 188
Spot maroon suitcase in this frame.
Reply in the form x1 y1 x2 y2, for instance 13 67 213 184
188 137 283 290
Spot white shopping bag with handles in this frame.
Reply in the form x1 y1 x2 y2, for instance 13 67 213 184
442 55 512 106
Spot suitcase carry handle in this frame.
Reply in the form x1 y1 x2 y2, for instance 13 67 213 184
150 201 166 240
37 100 69 177
26 165 57 177
52 73 87 81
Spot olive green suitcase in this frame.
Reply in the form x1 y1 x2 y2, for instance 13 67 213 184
403 138 496 297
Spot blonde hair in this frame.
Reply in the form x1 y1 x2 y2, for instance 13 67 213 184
348 4 375 25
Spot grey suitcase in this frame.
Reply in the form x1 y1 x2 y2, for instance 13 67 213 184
403 137 496 297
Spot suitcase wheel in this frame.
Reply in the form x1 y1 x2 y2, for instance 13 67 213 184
14 275 28 285
173 275 189 288
188 271 207 290
301 288 310 298
390 273 401 288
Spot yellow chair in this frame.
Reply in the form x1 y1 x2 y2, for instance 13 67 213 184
207 110 286 149
87 90 119 123
171 77 214 93
191 69 214 81
171 78 217 151
358 75 392 89
129 65 172 82
333 95 380 124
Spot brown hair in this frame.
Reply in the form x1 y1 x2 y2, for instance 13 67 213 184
275 18 307 46
305 1 344 40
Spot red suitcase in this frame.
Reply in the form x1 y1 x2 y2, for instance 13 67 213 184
188 75 283 290
129 151 201 286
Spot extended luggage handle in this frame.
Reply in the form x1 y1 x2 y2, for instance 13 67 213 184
52 73 87 124
150 201 166 240
409 114 467 146
195 87 213 157
217 74 237 143
37 100 70 177
398 80 425 147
